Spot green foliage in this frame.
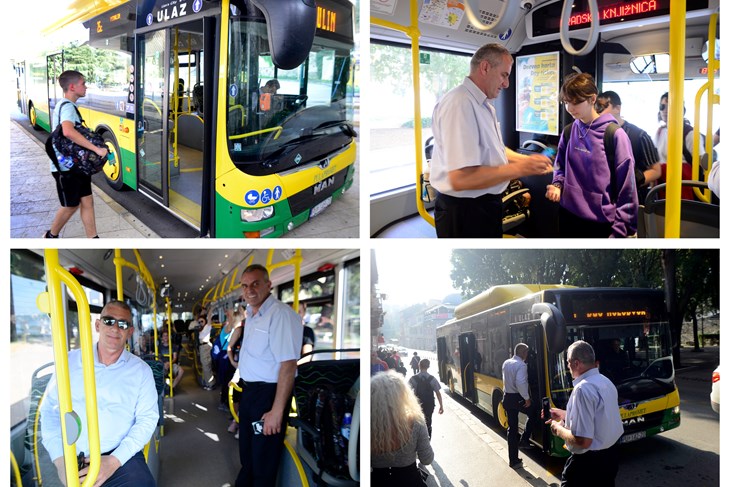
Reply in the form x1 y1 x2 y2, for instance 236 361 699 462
401 117 432 128
62 42 126 88
370 44 470 97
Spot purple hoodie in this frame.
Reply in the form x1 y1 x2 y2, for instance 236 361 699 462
552 113 638 237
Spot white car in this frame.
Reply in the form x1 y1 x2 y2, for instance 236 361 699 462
711 365 720 413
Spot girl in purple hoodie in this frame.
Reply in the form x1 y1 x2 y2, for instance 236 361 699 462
545 73 638 237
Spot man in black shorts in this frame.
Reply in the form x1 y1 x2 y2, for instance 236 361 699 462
44 70 108 238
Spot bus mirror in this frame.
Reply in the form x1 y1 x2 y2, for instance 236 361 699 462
531 303 567 353
251 0 317 70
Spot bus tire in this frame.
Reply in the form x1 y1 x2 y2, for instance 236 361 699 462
101 131 125 191
29 102 42 130
492 391 509 431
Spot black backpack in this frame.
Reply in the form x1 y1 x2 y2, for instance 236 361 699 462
562 120 620 203
45 100 108 176
412 374 435 412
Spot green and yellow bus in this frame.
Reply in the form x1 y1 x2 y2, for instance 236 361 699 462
15 0 357 237
436 284 681 456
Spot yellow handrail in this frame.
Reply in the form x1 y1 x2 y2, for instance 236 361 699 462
665 0 687 237
11 450 22 486
165 297 174 398
228 381 243 422
33 390 47 486
229 126 283 140
691 13 719 202
37 249 101 487
372 0 432 226
114 250 158 357
266 249 303 312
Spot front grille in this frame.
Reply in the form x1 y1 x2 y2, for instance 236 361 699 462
288 167 349 217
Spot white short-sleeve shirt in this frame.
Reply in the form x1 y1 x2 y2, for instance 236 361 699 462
430 77 509 197
564 367 624 454
239 294 303 383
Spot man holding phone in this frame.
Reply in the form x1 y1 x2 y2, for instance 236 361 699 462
234 264 303 487
502 343 534 468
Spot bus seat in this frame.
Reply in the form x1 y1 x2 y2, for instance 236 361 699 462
289 352 360 486
177 114 204 152
641 181 719 238
141 355 166 426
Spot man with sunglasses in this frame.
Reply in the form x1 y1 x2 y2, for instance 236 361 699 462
41 300 159 487
544 340 623 486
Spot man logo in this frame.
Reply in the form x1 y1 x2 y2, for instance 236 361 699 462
295 153 303 165
313 176 335 195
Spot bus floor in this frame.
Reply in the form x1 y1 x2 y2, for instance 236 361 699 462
159 353 240 487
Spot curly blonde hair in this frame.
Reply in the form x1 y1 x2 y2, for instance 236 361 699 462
371 370 426 455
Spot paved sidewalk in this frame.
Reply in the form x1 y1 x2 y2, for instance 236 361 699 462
10 120 158 238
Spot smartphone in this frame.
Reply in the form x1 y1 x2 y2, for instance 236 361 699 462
251 419 264 435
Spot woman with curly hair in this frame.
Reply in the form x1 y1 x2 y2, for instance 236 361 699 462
371 370 434 485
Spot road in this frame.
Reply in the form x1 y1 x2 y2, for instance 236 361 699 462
401 347 720 487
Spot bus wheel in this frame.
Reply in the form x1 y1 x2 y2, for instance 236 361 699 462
493 392 509 431
102 132 125 190
29 103 42 130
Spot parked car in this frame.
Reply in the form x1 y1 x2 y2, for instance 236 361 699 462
711 365 720 413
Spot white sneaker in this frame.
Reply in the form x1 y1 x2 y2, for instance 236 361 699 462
234 431 239 439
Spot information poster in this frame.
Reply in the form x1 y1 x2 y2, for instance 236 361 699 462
418 0 465 30
515 52 560 135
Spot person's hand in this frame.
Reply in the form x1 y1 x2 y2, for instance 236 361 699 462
261 409 284 435
438 405 444 414
523 399 532 408
520 154 553 176
545 184 562 202
80 455 121 487
94 146 110 158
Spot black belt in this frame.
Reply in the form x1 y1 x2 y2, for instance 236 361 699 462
438 191 501 202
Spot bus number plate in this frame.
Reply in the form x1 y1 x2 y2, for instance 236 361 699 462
620 431 646 443
310 197 332 218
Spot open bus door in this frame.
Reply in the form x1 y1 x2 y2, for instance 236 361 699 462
136 17 210 231
458 332 477 403
510 320 548 449
436 336 448 385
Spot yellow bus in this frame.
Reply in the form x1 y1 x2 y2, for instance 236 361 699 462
15 0 357 237
436 284 680 456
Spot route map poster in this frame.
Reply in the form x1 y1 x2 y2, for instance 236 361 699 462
515 52 560 135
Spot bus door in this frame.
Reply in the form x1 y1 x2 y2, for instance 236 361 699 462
436 336 448 384
510 321 547 446
458 332 477 403
46 52 64 130
137 19 207 228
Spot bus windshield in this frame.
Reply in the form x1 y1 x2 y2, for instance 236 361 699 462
226 16 355 177
550 321 675 408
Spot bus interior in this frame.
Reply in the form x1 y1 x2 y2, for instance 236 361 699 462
10 248 361 486
370 0 720 238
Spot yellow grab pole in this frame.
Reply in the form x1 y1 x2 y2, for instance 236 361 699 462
665 0 686 237
372 0 433 226
38 249 101 487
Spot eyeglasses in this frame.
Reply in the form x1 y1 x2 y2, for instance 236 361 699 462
660 103 667 111
100 316 131 330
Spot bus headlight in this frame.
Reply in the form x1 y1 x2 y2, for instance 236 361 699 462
241 207 274 222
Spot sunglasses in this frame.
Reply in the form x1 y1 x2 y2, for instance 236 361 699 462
101 316 131 330
660 103 667 111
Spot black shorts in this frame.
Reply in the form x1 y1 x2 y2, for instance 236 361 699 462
52 171 92 207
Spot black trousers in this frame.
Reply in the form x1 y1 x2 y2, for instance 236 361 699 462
434 192 502 238
558 206 613 238
503 393 534 464
561 441 620 487
235 381 288 487
372 463 426 487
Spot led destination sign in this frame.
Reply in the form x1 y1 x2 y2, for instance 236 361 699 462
530 0 709 37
